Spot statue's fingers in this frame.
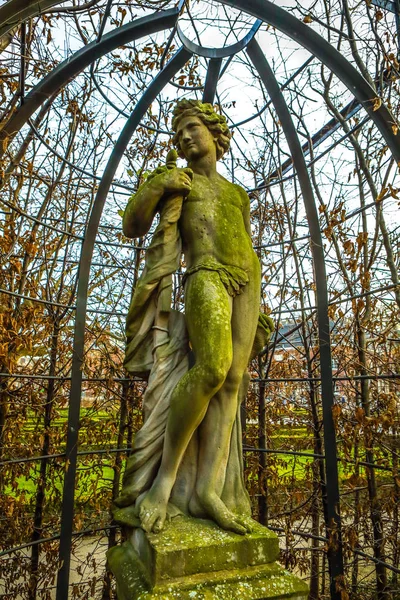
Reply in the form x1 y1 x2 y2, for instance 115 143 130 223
180 173 192 185
183 167 194 179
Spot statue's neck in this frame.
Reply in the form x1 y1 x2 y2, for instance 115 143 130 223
188 155 217 178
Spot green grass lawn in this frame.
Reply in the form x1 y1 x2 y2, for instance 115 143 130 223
4 407 394 504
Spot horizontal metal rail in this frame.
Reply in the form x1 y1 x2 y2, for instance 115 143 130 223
2 280 398 316
0 288 76 309
3 442 396 471
0 525 117 558
252 373 400 383
2 371 399 383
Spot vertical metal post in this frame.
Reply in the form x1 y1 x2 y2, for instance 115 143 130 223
55 47 192 600
393 0 400 54
19 22 26 106
258 376 268 525
247 39 344 599
202 57 223 103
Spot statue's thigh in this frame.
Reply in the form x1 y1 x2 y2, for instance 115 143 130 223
184 270 232 361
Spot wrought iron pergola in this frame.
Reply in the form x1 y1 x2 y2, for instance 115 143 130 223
1 1 399 598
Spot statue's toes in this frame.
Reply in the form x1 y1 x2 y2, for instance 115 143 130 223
229 520 247 535
139 505 153 532
139 505 163 533
236 515 252 533
152 515 165 534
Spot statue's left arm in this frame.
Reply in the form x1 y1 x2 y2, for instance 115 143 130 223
236 185 252 238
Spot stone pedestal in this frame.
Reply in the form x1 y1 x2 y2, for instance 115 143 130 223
107 515 309 599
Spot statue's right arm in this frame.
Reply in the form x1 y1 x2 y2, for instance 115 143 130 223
122 175 165 238
123 167 193 238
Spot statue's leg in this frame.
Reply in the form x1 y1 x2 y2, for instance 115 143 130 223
139 270 233 533
193 262 261 533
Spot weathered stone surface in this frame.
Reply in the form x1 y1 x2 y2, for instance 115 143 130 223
115 100 270 538
107 516 309 600
107 542 308 600
130 515 280 586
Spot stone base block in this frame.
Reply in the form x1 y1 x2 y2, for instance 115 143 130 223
130 514 280 586
107 515 309 600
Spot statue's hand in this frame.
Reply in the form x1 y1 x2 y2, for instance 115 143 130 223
157 167 193 196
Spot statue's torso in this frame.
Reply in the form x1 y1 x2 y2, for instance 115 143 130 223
179 173 257 273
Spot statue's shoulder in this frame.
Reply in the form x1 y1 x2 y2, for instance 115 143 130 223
217 173 246 193
215 174 249 212
233 181 250 208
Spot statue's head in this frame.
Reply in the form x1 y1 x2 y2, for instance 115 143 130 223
172 99 232 161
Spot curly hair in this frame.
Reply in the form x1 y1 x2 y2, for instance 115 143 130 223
171 99 232 161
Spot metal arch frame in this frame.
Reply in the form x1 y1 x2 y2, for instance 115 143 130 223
177 17 262 58
55 45 192 600
0 0 68 38
2 3 400 599
218 2 399 595
247 39 343 599
221 0 400 163
2 1 399 157
0 8 180 157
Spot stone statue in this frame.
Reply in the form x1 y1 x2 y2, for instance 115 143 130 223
109 101 309 599
113 99 273 537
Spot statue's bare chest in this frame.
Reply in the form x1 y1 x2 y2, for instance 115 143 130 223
183 175 243 215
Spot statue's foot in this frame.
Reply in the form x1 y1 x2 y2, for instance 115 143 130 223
199 491 252 535
138 483 170 534
188 490 208 519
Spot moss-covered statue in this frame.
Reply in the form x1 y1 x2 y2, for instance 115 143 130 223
113 99 274 536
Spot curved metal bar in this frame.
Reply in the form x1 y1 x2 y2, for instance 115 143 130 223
177 16 262 58
246 39 344 599
0 0 68 39
27 118 133 189
231 56 314 129
222 0 400 162
55 46 192 600
89 66 173 133
0 8 180 157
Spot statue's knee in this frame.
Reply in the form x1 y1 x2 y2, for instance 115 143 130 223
203 358 231 392
223 370 245 395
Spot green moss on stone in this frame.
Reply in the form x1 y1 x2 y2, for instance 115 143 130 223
107 516 309 600
131 515 279 585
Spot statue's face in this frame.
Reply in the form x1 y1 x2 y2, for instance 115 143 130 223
175 115 216 162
